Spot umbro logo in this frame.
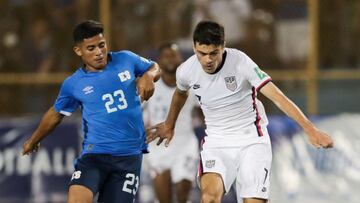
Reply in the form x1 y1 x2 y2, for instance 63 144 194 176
82 86 94 94
193 84 200 89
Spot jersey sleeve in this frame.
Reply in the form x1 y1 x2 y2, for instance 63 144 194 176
241 52 272 91
176 64 191 91
53 79 80 116
124 51 154 77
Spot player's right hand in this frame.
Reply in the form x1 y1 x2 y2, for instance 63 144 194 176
146 122 174 147
22 139 40 155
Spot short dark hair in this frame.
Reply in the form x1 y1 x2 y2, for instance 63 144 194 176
73 20 103 43
193 21 225 46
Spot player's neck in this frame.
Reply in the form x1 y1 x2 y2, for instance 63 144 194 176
209 50 227 75
83 64 106 72
161 73 176 87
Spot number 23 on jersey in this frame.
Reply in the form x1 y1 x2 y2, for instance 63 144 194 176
102 89 128 113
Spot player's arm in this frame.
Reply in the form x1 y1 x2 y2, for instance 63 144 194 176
165 88 189 129
137 63 161 101
260 82 333 148
147 88 189 146
22 107 64 155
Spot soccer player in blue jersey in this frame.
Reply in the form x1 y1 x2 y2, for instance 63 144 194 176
22 20 160 203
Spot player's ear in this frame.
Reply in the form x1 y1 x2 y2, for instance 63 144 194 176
192 42 197 53
221 42 226 53
73 46 82 56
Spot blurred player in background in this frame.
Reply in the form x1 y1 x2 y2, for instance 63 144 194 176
142 43 199 203
147 21 333 203
22 20 160 203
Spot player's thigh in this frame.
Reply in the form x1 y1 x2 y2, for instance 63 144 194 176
243 198 268 203
236 142 272 200
98 154 143 203
68 185 93 203
200 173 224 202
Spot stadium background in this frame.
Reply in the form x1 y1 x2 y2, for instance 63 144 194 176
0 0 359 202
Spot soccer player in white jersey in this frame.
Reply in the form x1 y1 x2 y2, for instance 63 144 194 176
143 43 199 203
147 21 334 203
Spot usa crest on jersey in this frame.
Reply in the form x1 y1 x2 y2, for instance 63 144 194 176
224 76 237 91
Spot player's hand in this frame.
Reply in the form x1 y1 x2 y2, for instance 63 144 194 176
146 122 174 147
305 127 334 149
137 73 155 102
22 139 40 155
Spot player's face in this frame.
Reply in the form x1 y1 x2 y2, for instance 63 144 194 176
158 47 182 74
73 34 108 71
193 42 225 74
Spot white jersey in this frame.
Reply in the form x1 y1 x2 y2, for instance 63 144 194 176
176 48 272 147
143 79 198 155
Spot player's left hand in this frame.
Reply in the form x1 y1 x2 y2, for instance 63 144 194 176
137 73 155 102
146 122 174 147
305 127 334 149
22 139 40 155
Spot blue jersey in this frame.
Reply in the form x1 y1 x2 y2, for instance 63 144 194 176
54 51 154 156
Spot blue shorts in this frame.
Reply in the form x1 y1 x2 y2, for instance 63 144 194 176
69 153 142 203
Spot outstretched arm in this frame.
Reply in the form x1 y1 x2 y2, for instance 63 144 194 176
260 82 333 148
137 63 161 102
147 88 189 146
22 107 64 155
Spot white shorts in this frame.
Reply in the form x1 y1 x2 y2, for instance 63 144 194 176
144 138 199 183
198 136 272 200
